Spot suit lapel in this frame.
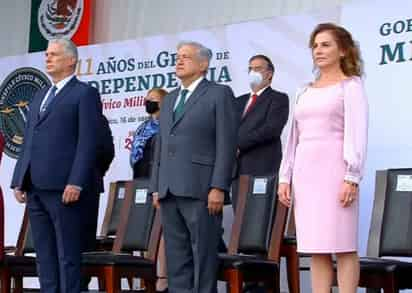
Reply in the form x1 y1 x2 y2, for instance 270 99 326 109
31 88 47 124
165 90 179 132
171 79 209 128
37 77 78 124
241 87 272 122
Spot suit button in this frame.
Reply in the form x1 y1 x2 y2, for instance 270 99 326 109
171 134 175 137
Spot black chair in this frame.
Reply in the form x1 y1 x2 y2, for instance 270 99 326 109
218 175 288 293
81 178 162 293
97 180 129 250
280 205 300 293
350 169 412 293
0 208 37 293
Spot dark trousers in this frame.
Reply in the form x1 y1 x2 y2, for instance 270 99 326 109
82 194 100 252
27 188 84 293
80 194 100 290
160 193 222 293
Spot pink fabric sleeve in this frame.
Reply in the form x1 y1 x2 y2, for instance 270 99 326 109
342 77 369 184
278 117 297 184
278 87 306 184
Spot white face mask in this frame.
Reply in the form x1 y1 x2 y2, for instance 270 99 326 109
248 70 263 89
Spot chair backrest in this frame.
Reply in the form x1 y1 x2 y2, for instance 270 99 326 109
22 222 35 254
100 180 129 237
112 178 162 261
367 169 412 257
14 208 35 256
228 175 288 262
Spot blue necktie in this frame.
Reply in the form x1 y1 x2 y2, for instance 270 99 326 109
40 86 57 115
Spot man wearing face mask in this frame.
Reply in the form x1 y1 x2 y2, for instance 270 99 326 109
232 55 289 209
130 88 168 179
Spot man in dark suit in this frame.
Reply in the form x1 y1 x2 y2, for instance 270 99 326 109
11 38 102 293
150 41 238 293
232 55 289 208
83 102 115 252
82 115 114 253
233 55 289 293
95 115 115 196
81 115 114 290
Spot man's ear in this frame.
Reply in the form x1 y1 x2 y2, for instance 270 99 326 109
68 56 77 69
200 60 209 74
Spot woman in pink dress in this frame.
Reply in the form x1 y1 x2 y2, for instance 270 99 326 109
278 23 368 293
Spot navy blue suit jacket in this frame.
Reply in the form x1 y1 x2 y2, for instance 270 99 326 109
96 115 114 193
11 77 101 192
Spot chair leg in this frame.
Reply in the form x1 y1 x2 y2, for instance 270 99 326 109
383 277 399 293
127 277 133 289
13 277 23 293
266 276 281 293
97 277 105 291
227 270 243 293
103 266 120 293
283 244 300 293
0 269 11 293
145 280 156 293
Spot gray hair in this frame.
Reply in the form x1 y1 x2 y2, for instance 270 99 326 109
177 41 212 68
48 38 78 62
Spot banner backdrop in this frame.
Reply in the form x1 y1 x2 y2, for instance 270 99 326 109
341 0 412 255
0 8 340 248
2 0 412 268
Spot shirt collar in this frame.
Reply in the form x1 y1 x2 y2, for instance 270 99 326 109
181 76 204 93
53 74 75 93
251 85 270 97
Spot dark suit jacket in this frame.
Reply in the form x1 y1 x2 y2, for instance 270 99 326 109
133 135 156 179
150 79 238 202
11 77 101 192
234 87 289 177
96 115 115 193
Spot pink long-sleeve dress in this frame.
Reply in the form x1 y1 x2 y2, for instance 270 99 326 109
279 76 368 253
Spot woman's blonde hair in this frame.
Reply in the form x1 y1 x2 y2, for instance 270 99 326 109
148 88 168 98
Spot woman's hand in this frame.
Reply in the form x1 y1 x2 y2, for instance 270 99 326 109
339 181 359 207
152 192 160 209
278 183 291 207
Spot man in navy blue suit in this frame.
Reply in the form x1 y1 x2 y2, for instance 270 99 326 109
11 38 101 293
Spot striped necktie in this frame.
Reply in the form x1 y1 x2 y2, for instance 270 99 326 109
40 86 57 116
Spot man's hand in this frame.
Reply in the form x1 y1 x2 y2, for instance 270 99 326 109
14 188 26 203
152 192 160 209
208 188 224 215
62 185 81 204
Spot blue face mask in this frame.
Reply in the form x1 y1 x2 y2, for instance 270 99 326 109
248 70 263 89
